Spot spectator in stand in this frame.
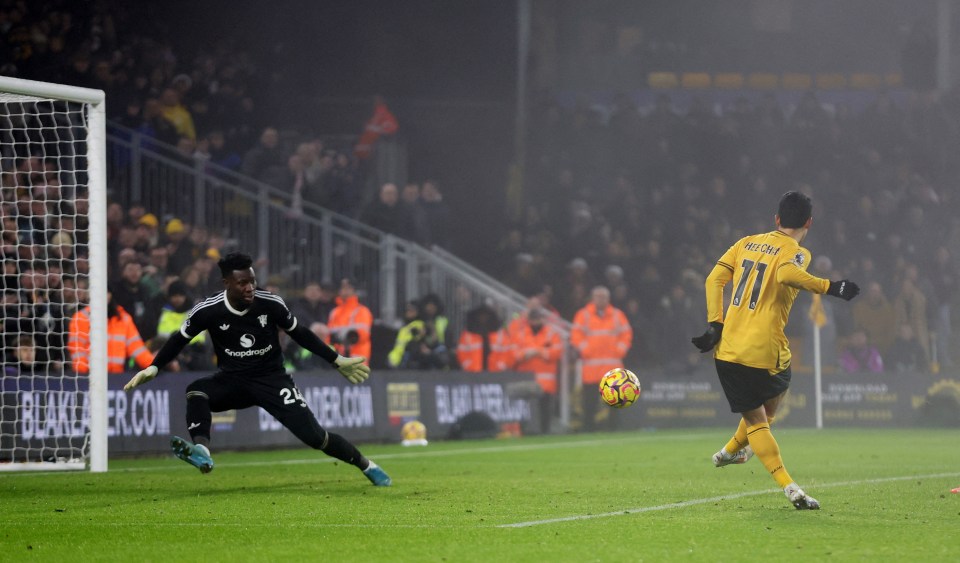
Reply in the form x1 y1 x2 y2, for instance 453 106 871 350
178 264 205 300
154 280 211 371
354 95 398 160
140 97 180 146
851 282 897 356
59 274 86 322
388 300 423 368
457 302 512 372
291 281 337 328
511 306 563 434
4 334 61 375
327 278 373 365
16 261 57 348
398 182 429 244
929 245 956 369
327 151 361 214
420 179 451 248
134 213 159 254
68 288 156 375
205 130 242 171
603 264 631 309
654 281 703 374
893 273 930 371
504 253 544 298
241 127 286 185
411 293 450 369
886 323 926 373
838 329 884 373
359 182 403 235
296 141 324 192
159 87 196 141
112 260 163 341
555 257 594 319
164 217 194 274
571 286 632 432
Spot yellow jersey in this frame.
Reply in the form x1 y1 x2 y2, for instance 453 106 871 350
705 230 830 373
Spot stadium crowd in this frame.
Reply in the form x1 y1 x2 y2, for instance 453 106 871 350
506 88 960 373
2 0 958 384
0 0 368 217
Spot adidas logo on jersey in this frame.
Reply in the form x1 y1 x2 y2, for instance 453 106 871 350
219 324 230 330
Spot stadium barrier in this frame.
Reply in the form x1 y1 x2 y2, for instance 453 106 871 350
4 369 957 461
1 371 539 458
624 369 960 429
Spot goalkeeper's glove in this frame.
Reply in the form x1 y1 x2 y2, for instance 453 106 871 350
124 365 158 391
826 280 860 301
334 355 370 384
691 322 724 353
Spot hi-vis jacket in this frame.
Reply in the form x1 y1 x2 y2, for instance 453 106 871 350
328 295 373 364
512 322 563 394
571 303 632 384
68 305 154 374
457 329 513 372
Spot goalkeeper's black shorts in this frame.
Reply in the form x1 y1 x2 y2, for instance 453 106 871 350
188 371 323 436
715 359 791 413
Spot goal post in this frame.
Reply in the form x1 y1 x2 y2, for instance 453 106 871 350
0 76 107 472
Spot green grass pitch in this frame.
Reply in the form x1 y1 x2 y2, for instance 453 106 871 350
3 428 959 562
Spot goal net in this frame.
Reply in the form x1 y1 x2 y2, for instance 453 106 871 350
0 77 107 472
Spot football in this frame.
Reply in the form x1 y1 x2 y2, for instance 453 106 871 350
401 420 428 446
599 367 642 408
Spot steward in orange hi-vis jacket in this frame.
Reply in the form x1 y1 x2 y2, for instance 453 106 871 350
327 278 373 364
512 308 563 394
512 306 564 434
69 298 154 374
457 302 513 372
571 287 632 384
571 286 632 432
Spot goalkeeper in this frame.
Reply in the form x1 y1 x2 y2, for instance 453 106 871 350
124 252 391 486
691 191 859 510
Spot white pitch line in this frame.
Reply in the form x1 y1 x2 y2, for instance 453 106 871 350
498 471 960 528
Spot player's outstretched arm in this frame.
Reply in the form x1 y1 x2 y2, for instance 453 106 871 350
287 323 370 384
124 331 191 391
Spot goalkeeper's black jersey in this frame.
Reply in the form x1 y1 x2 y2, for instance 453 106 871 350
179 290 298 376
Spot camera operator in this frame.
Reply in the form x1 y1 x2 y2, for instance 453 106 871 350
387 295 450 369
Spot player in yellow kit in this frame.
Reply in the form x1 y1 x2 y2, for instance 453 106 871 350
692 191 860 510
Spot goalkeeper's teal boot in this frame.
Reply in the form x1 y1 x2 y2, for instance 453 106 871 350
362 461 392 486
171 436 214 474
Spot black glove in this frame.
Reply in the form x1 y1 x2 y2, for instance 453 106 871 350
826 280 860 301
691 322 723 353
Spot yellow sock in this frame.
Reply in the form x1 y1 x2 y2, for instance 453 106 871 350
746 422 793 488
725 415 777 455
723 418 749 455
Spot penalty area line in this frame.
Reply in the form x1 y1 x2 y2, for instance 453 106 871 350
497 471 960 528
